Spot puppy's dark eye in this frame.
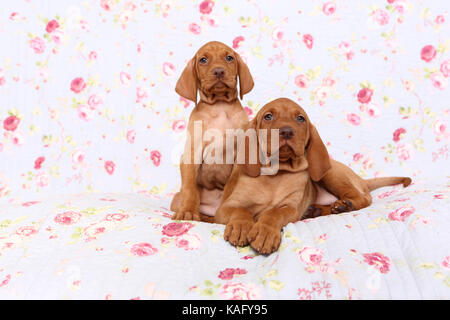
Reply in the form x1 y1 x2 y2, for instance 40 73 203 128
199 57 208 64
226 55 234 62
297 115 305 122
264 113 273 121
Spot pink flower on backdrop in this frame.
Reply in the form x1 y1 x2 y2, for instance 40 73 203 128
70 77 86 94
130 242 158 257
353 153 363 161
104 160 115 175
162 62 175 76
363 252 391 274
347 113 361 126
366 103 381 117
272 27 284 41
34 156 45 170
372 9 389 26
188 23 201 35
3 115 20 131
150 150 161 166
175 233 202 250
100 0 115 11
294 74 310 88
199 0 214 14
72 149 85 164
35 171 49 188
396 143 414 161
88 51 98 60
420 45 437 62
11 132 25 146
105 213 129 222
430 72 448 90
45 19 60 33
77 105 93 121
322 2 336 16
30 37 45 54
220 282 261 300
87 94 103 109
357 87 373 104
442 256 450 270
244 107 253 118
232 36 245 49
298 247 324 266
15 226 38 237
172 120 186 132
303 34 314 49
433 120 447 136
22 201 41 207
441 60 450 77
218 268 247 280
393 128 406 142
136 87 148 103
119 71 131 87
162 222 193 237
54 211 82 225
126 129 136 143
388 205 415 222
435 15 445 25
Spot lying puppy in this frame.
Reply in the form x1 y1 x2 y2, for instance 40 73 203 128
170 41 254 222
215 98 411 254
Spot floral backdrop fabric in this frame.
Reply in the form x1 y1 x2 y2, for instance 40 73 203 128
0 0 449 204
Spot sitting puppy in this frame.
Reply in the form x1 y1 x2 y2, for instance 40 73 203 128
215 98 411 255
170 41 254 222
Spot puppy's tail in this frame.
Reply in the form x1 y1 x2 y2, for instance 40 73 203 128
365 177 412 192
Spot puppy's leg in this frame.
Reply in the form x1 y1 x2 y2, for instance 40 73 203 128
172 162 201 221
216 206 254 247
248 206 297 255
310 189 372 216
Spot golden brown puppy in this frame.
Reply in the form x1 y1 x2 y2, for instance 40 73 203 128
215 98 411 254
170 41 254 222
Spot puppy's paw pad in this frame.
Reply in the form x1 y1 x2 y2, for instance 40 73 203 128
224 220 254 247
248 223 281 255
330 200 354 214
304 205 322 219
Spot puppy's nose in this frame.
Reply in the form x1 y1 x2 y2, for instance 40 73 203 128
279 126 294 140
212 67 226 79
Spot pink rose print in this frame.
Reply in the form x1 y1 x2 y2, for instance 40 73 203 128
88 51 98 60
430 72 448 90
322 2 336 16
30 37 45 54
172 120 186 132
0 275 11 288
347 113 361 126
199 0 214 14
162 62 175 76
298 246 324 266
54 211 82 225
420 45 436 62
130 242 158 257
357 87 373 104
77 105 93 121
218 268 247 280
388 205 415 222
220 282 261 300
232 36 245 49
303 34 314 49
161 222 193 237
72 149 85 164
363 252 390 274
441 60 450 77
45 19 60 33
100 0 115 11
119 71 131 87
35 171 49 187
371 9 390 26
188 23 201 35
396 143 414 161
353 153 363 161
3 115 20 131
393 128 406 142
435 15 445 25
87 94 103 109
126 129 136 143
271 27 284 41
433 120 447 136
150 150 161 167
15 226 38 237
104 160 115 175
70 77 86 94
441 256 450 270
22 201 40 207
105 213 129 222
175 233 202 250
34 156 45 170
294 74 310 88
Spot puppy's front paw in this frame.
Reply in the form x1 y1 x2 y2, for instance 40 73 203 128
172 209 200 221
224 219 254 247
247 223 281 255
330 199 354 214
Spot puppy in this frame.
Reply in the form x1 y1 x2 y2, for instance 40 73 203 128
170 41 254 222
215 98 411 254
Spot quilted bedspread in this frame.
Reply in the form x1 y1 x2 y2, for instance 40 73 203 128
0 177 448 300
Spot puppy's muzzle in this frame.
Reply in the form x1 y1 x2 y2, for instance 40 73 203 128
212 67 226 79
279 126 294 140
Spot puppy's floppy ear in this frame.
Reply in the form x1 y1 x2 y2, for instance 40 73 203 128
175 56 197 104
240 118 261 177
235 53 254 100
306 124 331 181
